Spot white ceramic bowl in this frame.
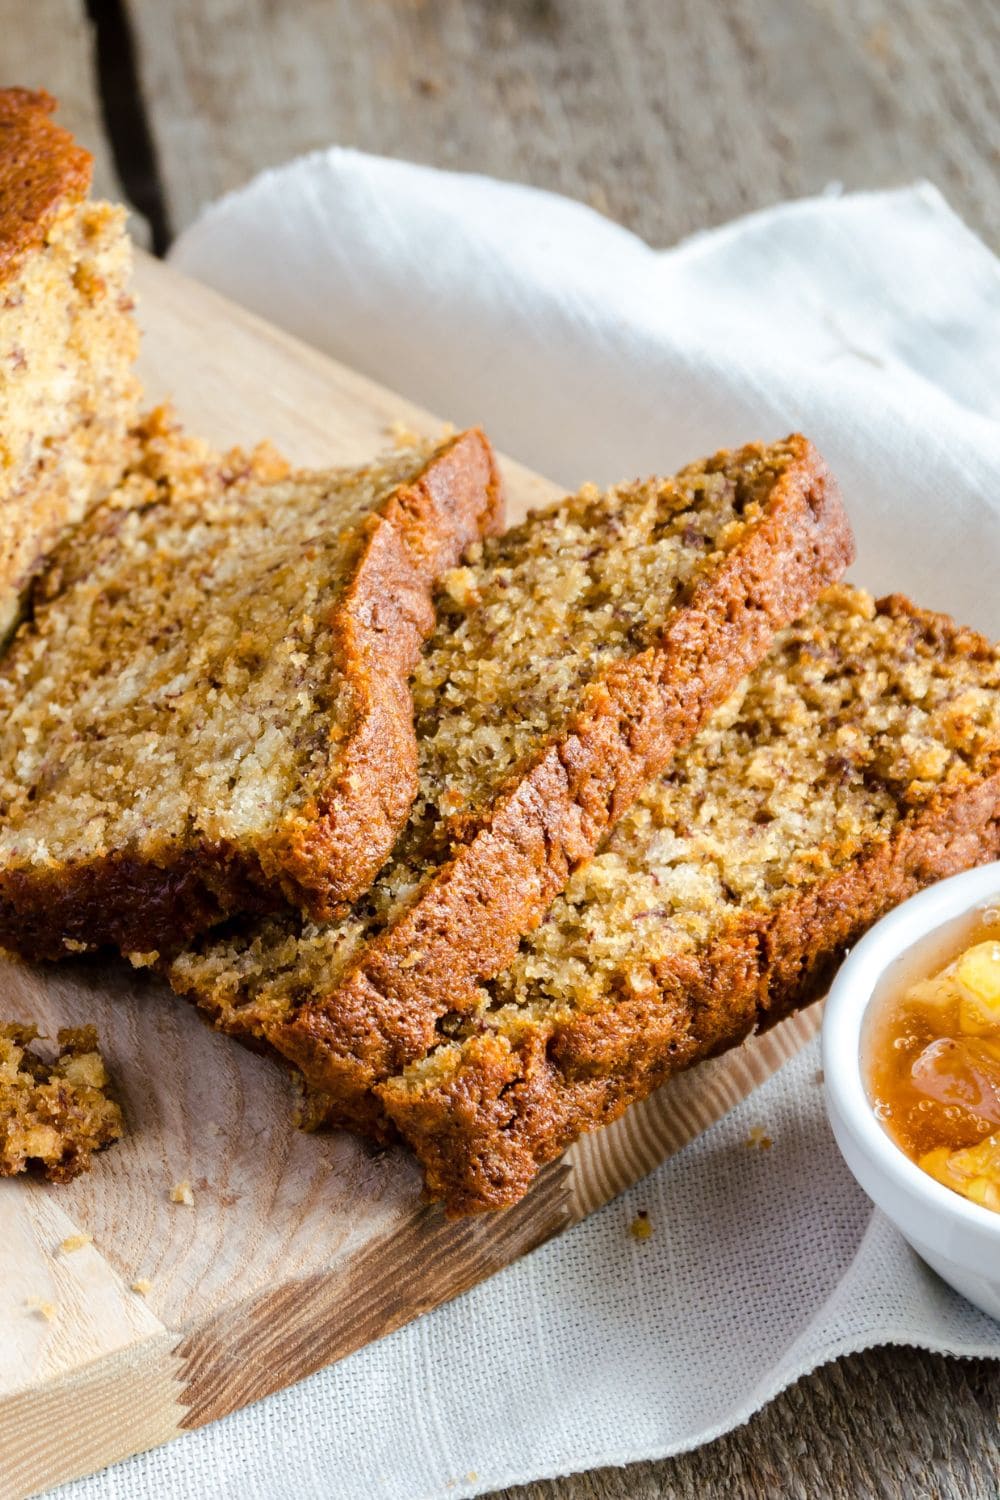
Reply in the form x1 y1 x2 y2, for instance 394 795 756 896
823 860 1000 1321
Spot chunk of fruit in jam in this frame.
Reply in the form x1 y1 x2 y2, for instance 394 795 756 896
910 1036 1000 1125
920 1134 1000 1213
956 940 1000 1036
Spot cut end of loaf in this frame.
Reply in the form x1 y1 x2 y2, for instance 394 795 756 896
0 87 140 639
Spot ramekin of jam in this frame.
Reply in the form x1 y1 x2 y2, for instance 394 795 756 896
824 861 1000 1322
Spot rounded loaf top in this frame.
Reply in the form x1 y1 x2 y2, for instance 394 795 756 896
0 88 93 283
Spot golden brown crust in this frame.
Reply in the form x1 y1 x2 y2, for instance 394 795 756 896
1 848 279 965
277 437 854 1118
0 89 91 283
0 429 503 960
260 428 505 920
376 598 1000 1214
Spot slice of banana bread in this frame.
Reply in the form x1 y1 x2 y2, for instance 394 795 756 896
374 587 1000 1212
0 88 140 639
0 427 502 958
0 1023 123 1182
168 436 853 1128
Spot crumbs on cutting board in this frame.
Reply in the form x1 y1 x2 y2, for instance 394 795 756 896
169 1180 195 1206
26 1298 58 1322
58 1233 92 1255
384 417 456 448
131 1279 152 1296
384 418 421 447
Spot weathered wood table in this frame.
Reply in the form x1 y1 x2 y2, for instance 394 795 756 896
3 2 999 1496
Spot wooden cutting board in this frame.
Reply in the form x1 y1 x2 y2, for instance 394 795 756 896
0 253 822 1500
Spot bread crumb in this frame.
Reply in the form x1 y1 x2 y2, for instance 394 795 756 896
62 1051 107 1089
0 1024 123 1181
629 1210 653 1241
441 566 481 610
169 1180 195 1206
745 1126 773 1151
58 1233 92 1255
385 418 422 448
27 1298 57 1322
127 950 160 969
131 1279 152 1296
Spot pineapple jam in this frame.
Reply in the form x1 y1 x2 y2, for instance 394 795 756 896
867 906 1000 1214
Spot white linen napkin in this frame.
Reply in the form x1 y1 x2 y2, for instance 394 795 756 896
59 154 1000 1500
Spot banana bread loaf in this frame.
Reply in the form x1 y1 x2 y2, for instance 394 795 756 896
0 426 502 958
0 88 140 639
375 588 1000 1212
0 1022 123 1182
168 436 853 1128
